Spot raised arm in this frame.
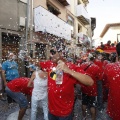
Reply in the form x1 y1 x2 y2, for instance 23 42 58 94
27 71 35 87
56 60 94 86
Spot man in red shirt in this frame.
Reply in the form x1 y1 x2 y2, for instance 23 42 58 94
5 77 33 120
40 40 94 120
80 53 102 120
94 52 109 109
103 42 120 120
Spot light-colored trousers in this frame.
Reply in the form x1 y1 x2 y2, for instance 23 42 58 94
31 96 48 120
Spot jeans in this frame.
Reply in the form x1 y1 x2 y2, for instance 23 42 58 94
31 96 48 120
97 80 103 110
48 111 73 120
5 86 28 108
6 80 14 103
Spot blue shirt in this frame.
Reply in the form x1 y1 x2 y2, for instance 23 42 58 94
2 60 19 81
29 64 36 71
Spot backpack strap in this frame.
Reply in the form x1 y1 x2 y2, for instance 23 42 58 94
84 63 93 71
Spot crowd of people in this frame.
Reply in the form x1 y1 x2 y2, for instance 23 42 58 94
0 40 120 120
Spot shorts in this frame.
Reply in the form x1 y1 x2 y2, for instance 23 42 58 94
82 93 97 108
5 86 28 108
48 111 73 120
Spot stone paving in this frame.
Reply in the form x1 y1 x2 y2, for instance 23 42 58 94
0 98 112 120
73 99 111 120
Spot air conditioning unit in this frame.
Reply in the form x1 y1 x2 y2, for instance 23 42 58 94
20 0 27 3
19 17 25 27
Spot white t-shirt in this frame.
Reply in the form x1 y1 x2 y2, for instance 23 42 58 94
32 70 48 100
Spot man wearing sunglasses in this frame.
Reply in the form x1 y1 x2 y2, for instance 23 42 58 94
40 41 94 120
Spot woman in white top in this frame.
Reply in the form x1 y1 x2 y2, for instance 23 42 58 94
27 60 48 120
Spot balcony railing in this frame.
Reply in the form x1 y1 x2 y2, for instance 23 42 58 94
57 0 70 6
76 4 90 25
34 6 71 40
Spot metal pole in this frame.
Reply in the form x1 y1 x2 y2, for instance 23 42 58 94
29 0 33 57
30 0 33 50
25 0 30 50
25 0 30 77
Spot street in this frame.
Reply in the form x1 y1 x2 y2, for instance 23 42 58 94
0 98 111 120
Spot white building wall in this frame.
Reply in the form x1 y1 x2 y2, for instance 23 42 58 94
66 0 75 15
102 26 120 44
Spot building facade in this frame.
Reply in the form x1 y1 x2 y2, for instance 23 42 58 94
0 0 29 76
100 23 120 44
0 0 93 63
33 0 92 57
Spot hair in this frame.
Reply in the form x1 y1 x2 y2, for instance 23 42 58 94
110 52 117 63
116 42 120 59
88 52 96 61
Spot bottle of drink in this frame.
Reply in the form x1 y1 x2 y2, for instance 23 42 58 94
56 70 63 84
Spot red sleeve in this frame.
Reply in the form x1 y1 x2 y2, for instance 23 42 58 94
66 62 87 85
40 60 53 72
75 65 91 87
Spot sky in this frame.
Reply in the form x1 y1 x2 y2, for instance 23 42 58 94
87 0 120 40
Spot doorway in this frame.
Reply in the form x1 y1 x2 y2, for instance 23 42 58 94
2 32 20 61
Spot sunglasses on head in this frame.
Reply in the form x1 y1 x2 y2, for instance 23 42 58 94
50 49 57 55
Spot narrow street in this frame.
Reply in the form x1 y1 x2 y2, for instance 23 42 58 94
0 1 120 120
0 99 110 120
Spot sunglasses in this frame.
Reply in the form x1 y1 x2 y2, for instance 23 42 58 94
50 49 57 55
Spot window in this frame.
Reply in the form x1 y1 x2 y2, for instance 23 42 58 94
78 24 82 33
47 2 61 16
117 34 120 43
67 15 74 34
77 0 81 5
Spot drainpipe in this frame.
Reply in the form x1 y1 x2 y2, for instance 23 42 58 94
29 0 34 57
25 0 30 77
25 0 30 51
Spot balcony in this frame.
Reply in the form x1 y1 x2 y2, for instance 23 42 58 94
57 0 70 6
76 4 90 25
82 0 89 4
91 17 96 30
34 6 71 40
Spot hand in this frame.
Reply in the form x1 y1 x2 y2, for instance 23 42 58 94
4 81 7 87
56 60 70 73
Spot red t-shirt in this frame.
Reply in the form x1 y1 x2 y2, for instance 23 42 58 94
40 61 86 116
94 59 109 80
7 77 33 95
80 62 102 96
103 62 120 120
94 59 103 70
